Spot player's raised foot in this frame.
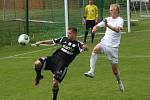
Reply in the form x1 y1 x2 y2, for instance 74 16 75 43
35 75 43 85
117 80 124 92
84 71 94 78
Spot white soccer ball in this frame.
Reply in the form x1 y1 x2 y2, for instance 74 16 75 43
18 34 30 45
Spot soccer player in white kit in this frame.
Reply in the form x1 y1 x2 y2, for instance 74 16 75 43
84 4 124 92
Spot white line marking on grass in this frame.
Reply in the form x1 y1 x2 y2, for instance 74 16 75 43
119 55 150 58
79 55 150 58
0 46 58 61
1 52 150 61
11 57 33 59
133 29 150 33
8 55 150 59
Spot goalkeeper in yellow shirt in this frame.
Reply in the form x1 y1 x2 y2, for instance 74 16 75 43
83 0 98 43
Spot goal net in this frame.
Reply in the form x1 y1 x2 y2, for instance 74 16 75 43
130 0 150 19
140 0 150 18
0 0 85 46
1 0 150 46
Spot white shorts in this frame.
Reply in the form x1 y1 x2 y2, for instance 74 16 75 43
100 44 118 64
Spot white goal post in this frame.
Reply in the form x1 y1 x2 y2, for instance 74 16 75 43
64 0 69 37
127 0 131 32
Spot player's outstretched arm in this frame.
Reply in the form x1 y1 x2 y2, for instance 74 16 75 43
92 25 98 33
92 20 105 33
31 40 54 46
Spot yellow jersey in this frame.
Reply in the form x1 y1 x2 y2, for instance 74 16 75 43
84 4 98 20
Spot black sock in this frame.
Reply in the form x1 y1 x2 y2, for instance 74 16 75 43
52 86 59 100
91 33 94 43
35 67 41 77
84 31 88 43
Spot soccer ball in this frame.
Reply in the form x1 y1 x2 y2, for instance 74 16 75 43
18 34 30 45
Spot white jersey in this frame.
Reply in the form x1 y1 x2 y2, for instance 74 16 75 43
97 16 124 47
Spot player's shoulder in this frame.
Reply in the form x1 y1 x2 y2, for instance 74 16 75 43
61 36 69 42
107 16 123 21
117 16 124 23
77 40 84 45
117 16 123 20
54 36 65 39
85 5 90 8
106 17 112 20
93 4 98 8
61 36 67 38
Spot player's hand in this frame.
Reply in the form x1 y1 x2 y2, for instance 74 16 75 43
95 19 98 25
30 43 38 47
82 44 88 51
82 19 86 25
92 25 98 33
30 42 40 47
103 19 107 26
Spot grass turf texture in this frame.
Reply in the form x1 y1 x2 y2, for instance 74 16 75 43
0 28 150 100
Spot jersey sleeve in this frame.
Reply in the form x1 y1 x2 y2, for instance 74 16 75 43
52 37 64 44
97 21 105 27
78 41 85 52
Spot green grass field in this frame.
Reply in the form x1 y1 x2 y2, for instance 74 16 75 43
1 1 150 99
0 27 150 100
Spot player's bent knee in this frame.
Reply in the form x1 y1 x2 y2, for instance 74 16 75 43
53 79 59 87
93 47 100 54
35 60 42 68
92 44 101 53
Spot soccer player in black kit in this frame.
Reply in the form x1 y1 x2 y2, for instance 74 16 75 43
33 27 88 100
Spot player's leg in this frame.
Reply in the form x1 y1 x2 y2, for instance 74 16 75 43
84 43 102 78
112 64 120 81
84 20 90 43
34 57 45 85
112 64 124 92
91 21 96 43
52 79 59 100
84 28 89 43
90 27 95 43
91 32 95 43
52 64 67 100
107 47 124 92
34 60 43 85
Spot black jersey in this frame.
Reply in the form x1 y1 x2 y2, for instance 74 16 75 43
52 37 84 63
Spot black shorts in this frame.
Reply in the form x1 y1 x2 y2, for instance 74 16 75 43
86 20 96 29
38 55 69 83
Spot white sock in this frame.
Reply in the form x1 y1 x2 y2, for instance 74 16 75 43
89 52 97 74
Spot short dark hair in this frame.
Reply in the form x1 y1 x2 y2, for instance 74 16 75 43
68 26 77 33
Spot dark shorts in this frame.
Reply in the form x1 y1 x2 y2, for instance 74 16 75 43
38 55 69 83
86 20 96 29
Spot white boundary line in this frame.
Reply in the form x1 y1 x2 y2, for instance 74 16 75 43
80 55 150 58
14 19 63 24
1 43 150 60
9 57 34 59
0 46 58 61
2 55 150 60
132 29 150 33
1 31 150 61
